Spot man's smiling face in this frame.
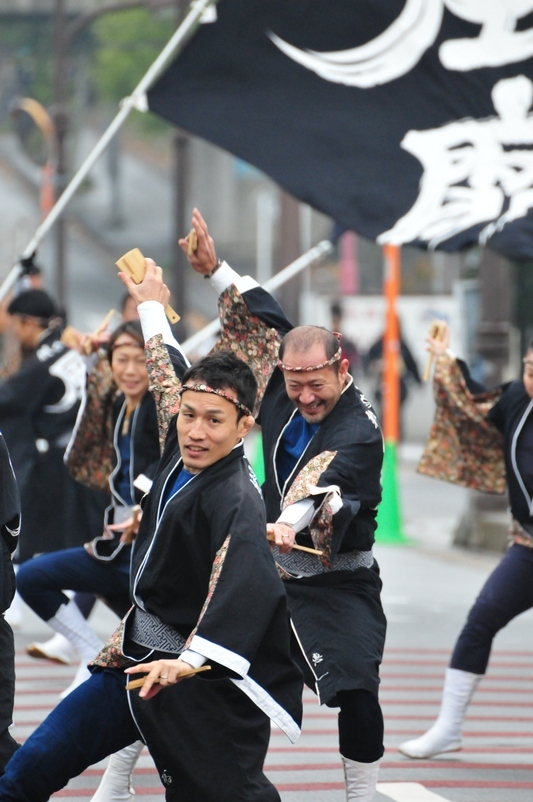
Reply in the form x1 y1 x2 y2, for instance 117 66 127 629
176 390 253 473
281 344 349 423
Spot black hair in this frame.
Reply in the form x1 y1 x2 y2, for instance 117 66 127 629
279 326 340 370
107 320 144 363
7 289 56 322
181 350 257 419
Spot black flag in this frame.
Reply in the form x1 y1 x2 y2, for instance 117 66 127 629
148 0 533 261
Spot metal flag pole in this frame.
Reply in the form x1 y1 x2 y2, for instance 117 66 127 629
181 239 334 356
0 0 218 304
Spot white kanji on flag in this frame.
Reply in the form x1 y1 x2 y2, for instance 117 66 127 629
377 76 533 247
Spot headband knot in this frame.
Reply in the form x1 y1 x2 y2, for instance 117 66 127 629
178 383 252 417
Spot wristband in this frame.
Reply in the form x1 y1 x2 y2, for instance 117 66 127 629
204 259 222 279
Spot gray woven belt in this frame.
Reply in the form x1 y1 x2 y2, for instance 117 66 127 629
130 607 186 654
274 547 374 577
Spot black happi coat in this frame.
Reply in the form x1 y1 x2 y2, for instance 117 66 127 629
216 283 386 704
243 286 383 555
488 380 533 525
88 391 160 562
109 392 161 506
0 434 20 612
0 328 105 560
0 433 20 773
455 357 533 525
0 328 83 489
129 424 302 741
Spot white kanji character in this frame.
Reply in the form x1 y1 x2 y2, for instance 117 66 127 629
377 76 533 248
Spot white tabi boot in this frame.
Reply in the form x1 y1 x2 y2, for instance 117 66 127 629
398 668 483 758
342 757 380 801
90 741 145 802
5 590 24 629
27 632 77 665
46 601 103 699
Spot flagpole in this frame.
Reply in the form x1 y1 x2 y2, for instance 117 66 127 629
181 239 334 356
0 0 218 304
376 244 407 543
383 244 400 444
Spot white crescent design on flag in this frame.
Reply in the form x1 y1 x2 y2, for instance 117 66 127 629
146 0 533 259
268 0 533 87
268 0 443 88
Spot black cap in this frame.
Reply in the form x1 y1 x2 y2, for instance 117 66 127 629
7 289 57 322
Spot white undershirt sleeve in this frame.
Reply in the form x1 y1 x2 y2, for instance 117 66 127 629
277 498 316 534
137 300 190 367
180 649 207 669
209 261 259 295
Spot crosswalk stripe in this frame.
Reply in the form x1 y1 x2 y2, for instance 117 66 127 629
377 783 451 801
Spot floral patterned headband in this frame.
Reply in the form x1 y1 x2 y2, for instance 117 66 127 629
278 332 342 372
178 383 252 417
110 336 143 352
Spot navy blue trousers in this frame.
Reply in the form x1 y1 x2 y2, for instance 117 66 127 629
16 546 131 621
0 667 279 802
451 543 533 674
0 670 138 801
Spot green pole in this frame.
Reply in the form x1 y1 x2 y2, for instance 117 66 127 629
250 431 265 486
376 439 408 543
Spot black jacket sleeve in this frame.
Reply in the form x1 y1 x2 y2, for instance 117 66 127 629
0 434 20 554
240 287 294 337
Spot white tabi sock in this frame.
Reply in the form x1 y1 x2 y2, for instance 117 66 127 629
90 741 145 802
398 667 482 758
5 589 24 629
342 757 380 801
27 632 77 665
47 601 103 663
47 601 103 698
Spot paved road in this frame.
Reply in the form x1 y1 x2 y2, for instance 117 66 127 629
9 453 533 800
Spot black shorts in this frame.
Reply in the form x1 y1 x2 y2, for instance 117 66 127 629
285 561 387 705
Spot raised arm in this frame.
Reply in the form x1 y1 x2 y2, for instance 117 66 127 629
118 260 190 447
64 351 116 491
418 322 505 492
179 209 286 409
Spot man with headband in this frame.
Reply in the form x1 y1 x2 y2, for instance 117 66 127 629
0 272 303 802
179 209 386 802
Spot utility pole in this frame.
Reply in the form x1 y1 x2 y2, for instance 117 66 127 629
49 1 164 310
170 0 190 339
278 192 302 325
454 248 512 552
52 0 68 307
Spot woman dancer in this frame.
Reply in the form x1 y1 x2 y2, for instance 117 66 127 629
400 322 533 758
